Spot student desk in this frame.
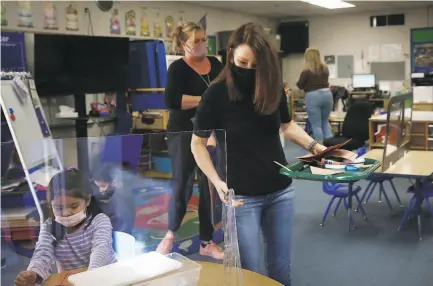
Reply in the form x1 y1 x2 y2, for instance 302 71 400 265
369 111 433 151
364 150 433 239
44 261 282 286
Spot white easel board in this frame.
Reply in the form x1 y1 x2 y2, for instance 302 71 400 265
0 79 59 171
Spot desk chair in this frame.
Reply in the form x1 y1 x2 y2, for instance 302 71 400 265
357 175 403 214
320 182 367 228
323 100 373 151
331 86 348 112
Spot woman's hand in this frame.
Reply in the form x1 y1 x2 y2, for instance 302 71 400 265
312 143 327 155
214 180 244 207
14 271 37 286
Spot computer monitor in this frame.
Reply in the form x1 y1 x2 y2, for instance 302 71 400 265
352 74 376 89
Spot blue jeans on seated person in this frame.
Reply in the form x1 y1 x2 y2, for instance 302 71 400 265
235 185 295 286
305 88 334 142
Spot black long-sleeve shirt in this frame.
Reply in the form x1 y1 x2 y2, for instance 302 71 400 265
165 56 223 132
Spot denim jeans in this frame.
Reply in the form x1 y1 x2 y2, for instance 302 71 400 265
305 88 334 142
235 185 295 286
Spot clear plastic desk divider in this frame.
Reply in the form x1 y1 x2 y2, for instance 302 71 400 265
223 188 244 286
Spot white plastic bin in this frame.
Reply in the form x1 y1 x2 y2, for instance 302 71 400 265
135 253 202 286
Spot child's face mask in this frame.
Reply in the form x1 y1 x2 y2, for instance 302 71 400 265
55 209 87 227
51 195 89 227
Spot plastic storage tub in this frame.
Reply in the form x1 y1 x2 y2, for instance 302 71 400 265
135 253 202 286
152 155 171 174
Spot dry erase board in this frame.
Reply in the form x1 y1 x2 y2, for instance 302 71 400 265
0 80 58 170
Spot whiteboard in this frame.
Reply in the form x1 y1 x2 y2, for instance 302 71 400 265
0 80 58 170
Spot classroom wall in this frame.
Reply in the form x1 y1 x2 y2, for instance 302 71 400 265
2 1 275 167
2 1 275 130
282 8 433 93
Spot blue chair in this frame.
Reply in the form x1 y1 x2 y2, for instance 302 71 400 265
357 176 403 214
398 183 433 231
320 182 367 228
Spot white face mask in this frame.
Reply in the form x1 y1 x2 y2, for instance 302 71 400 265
55 209 87 227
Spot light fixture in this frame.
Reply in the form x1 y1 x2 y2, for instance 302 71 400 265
300 0 355 9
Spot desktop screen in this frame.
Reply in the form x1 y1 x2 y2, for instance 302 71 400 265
352 74 376 89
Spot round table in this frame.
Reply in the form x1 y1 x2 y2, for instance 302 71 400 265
197 262 282 286
44 262 282 286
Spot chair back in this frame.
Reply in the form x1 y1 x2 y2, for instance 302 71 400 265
342 101 374 143
113 231 136 261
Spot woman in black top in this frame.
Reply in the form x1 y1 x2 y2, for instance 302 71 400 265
158 22 224 259
191 23 326 286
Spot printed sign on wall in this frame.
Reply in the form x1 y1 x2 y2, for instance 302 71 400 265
1 32 28 72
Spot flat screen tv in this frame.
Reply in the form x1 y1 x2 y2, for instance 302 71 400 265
278 21 309 54
34 34 129 96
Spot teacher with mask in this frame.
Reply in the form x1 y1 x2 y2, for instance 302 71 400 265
157 21 224 259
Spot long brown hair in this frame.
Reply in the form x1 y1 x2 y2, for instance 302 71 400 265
172 21 203 54
216 23 281 115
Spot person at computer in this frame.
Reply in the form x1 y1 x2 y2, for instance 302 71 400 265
14 169 116 286
296 48 333 142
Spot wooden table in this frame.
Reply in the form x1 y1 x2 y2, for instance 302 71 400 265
364 150 433 239
44 262 282 286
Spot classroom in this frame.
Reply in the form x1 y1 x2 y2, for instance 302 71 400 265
1 1 433 286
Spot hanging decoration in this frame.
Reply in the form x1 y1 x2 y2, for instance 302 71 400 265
165 15 174 38
17 1 34 28
153 12 163 38
43 1 58 30
1 2 8 27
109 8 120 34
65 2 79 31
139 7 150 37
125 10 136 36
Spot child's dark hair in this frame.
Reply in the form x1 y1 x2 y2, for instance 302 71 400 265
47 169 102 245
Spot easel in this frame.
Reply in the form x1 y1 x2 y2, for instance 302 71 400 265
0 71 64 226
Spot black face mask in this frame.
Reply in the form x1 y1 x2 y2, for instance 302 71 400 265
230 64 256 96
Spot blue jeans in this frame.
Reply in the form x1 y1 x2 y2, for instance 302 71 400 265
235 185 295 286
305 89 333 142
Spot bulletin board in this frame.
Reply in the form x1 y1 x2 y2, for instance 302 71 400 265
411 27 433 73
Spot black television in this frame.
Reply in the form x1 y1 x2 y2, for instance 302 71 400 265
278 21 309 54
34 34 129 96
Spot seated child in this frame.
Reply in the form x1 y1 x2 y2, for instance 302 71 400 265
91 163 136 235
14 169 117 286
